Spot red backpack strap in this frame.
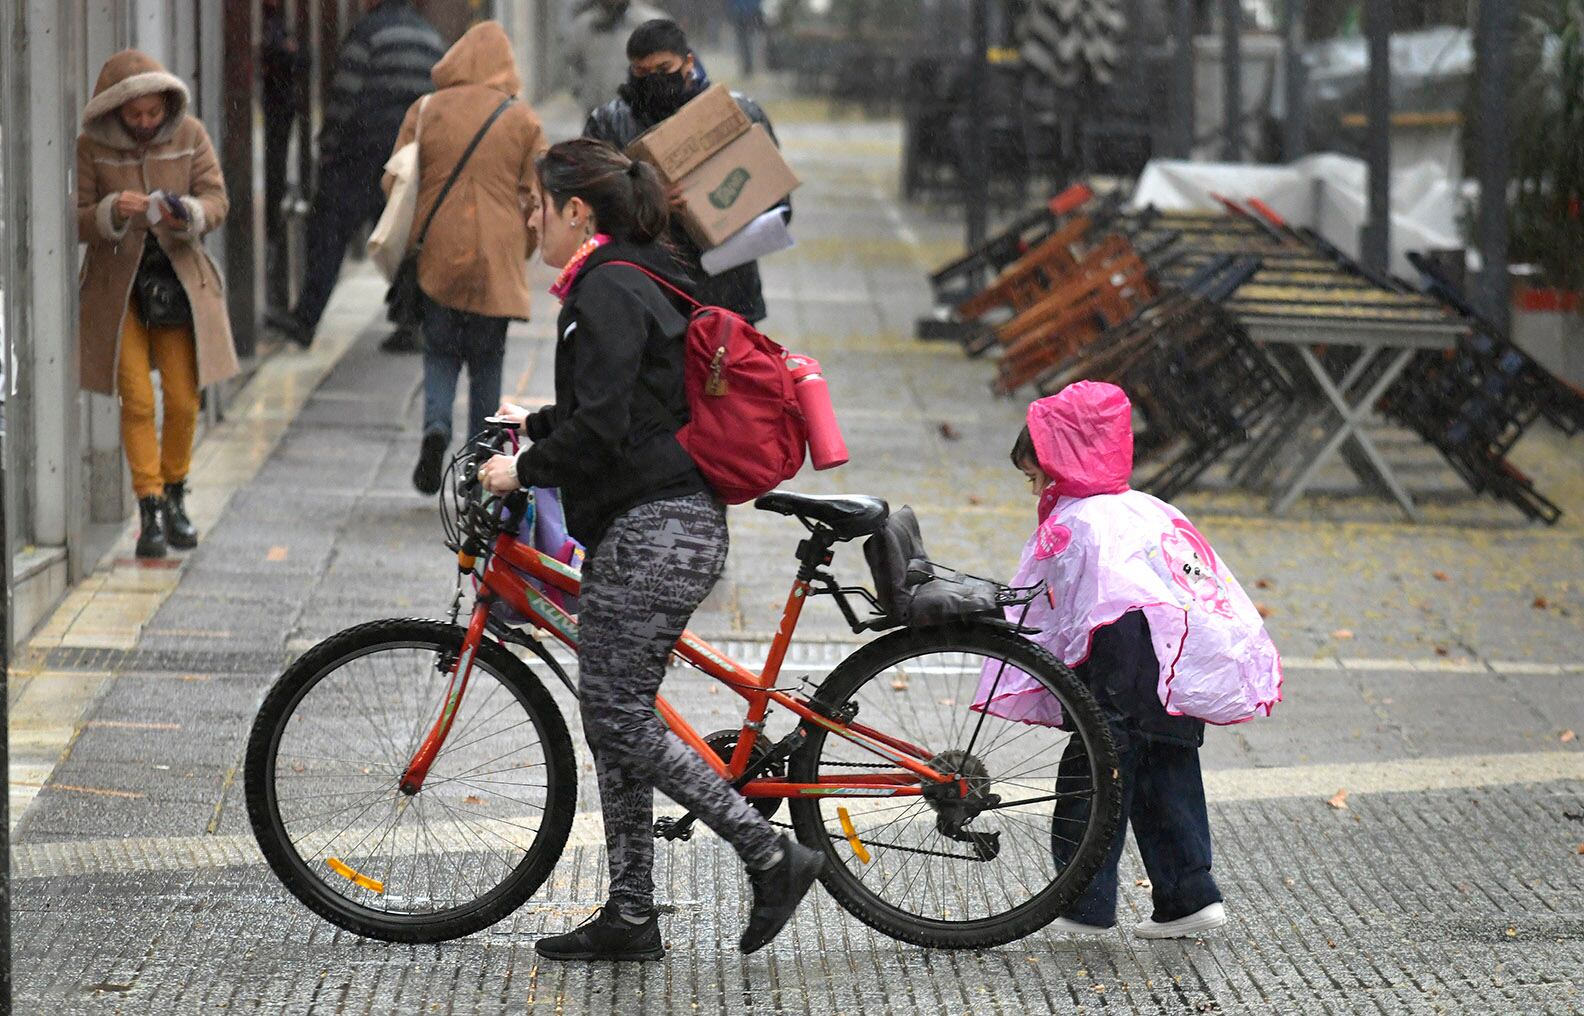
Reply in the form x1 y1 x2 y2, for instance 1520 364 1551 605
600 259 703 311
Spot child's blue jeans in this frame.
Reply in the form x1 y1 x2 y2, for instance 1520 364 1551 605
1053 735 1222 926
1051 610 1222 926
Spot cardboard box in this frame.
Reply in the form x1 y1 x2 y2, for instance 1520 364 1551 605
675 125 800 249
625 84 751 183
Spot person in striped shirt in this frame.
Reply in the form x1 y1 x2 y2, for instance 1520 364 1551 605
268 0 444 350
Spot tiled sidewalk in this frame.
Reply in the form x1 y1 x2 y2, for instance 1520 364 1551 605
9 91 1584 1016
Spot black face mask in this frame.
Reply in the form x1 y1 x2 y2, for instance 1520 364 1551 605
620 68 690 124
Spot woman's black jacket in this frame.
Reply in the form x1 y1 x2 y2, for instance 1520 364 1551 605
516 241 707 549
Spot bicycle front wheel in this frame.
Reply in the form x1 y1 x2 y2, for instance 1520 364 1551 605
244 618 577 943
787 624 1120 949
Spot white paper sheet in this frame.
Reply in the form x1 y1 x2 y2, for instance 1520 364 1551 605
700 209 794 277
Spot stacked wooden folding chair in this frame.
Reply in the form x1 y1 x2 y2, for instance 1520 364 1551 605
921 183 1096 322
987 234 1158 392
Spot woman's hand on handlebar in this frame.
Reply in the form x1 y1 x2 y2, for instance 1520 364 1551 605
494 401 530 431
478 453 523 494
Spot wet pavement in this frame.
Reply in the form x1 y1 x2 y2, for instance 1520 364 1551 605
8 88 1584 1015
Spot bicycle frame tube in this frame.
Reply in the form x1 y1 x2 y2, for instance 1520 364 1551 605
409 532 958 799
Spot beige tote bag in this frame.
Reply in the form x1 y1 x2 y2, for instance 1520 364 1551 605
368 95 431 282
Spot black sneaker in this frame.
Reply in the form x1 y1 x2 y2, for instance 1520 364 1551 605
379 326 425 354
534 904 665 961
265 307 312 349
412 428 448 496
739 836 824 954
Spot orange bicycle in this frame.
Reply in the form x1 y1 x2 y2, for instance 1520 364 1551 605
244 425 1120 948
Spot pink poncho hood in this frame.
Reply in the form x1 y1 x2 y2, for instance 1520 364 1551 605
977 382 1283 726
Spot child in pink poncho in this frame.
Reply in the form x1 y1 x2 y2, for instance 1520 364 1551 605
975 381 1282 940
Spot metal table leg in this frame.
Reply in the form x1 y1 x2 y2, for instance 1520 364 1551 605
1270 346 1422 520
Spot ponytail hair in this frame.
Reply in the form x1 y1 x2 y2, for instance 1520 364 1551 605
537 138 670 246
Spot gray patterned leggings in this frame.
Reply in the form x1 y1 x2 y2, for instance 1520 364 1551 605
578 492 783 915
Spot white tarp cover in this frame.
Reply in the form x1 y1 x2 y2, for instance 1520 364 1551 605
1130 153 1462 278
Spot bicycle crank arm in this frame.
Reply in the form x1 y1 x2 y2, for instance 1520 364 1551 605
655 726 809 842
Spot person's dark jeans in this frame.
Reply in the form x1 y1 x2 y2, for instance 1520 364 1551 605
293 156 386 332
1052 735 1222 927
421 294 509 447
731 15 759 75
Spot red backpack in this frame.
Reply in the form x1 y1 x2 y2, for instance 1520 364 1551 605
605 262 807 504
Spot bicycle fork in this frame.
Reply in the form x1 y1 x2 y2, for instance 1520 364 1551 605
398 599 491 795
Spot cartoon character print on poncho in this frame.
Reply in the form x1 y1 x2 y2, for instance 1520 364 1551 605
1159 518 1233 619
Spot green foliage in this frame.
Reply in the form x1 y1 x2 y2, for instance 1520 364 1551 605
1510 0 1584 291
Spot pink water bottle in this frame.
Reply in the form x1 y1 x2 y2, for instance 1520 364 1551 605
785 355 849 470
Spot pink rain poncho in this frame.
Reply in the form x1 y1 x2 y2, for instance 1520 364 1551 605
974 382 1283 726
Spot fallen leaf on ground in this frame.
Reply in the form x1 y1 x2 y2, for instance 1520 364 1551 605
1326 938 1336 949
938 698 956 706
1506 927 1518 938
1255 578 1273 589
1256 603 1274 619
1577 843 1584 855
1562 730 1576 743
1135 878 1152 889
1332 629 1354 640
967 494 983 506
1533 596 1550 609
464 795 484 805
1327 788 1350 810
938 422 961 441
891 676 909 691
1433 570 1450 582
1434 646 1450 657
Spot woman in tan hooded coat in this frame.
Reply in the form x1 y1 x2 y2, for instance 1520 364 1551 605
387 21 547 494
76 49 236 557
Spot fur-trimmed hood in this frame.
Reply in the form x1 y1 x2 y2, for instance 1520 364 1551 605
81 49 191 150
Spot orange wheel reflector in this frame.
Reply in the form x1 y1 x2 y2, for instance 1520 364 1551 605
458 551 477 570
326 857 385 894
836 807 871 865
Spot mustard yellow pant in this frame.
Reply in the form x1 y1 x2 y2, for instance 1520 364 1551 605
116 310 200 498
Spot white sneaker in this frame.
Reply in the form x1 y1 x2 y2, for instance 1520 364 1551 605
1049 917 1112 936
1134 902 1227 939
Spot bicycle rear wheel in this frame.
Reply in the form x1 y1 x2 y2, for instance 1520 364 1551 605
244 618 577 943
787 623 1120 949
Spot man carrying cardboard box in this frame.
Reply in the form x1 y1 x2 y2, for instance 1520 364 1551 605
584 19 788 324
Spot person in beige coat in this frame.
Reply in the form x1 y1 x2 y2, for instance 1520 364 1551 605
76 49 236 558
388 21 547 494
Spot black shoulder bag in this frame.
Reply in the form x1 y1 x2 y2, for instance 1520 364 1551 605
134 235 194 329
385 96 515 329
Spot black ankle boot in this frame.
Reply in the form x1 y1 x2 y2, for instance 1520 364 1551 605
163 482 198 550
136 495 168 559
534 904 665 961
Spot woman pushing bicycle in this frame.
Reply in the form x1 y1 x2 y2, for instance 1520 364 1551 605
476 139 823 960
